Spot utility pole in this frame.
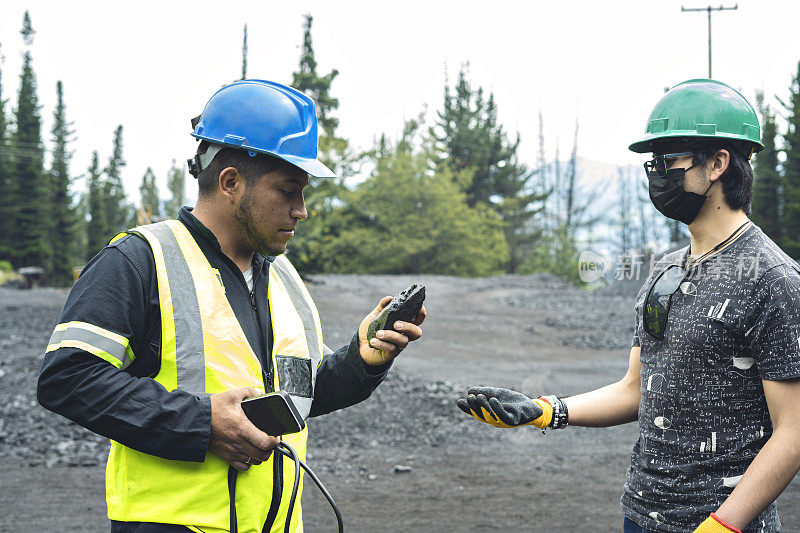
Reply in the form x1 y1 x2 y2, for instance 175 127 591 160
681 4 737 78
241 24 248 80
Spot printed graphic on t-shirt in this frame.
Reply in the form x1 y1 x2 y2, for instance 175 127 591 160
623 225 800 533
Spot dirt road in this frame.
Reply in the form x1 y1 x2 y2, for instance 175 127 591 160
1 275 798 532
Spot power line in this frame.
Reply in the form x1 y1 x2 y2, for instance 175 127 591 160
681 4 738 78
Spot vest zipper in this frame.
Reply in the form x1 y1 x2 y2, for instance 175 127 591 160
249 288 274 393
250 268 283 531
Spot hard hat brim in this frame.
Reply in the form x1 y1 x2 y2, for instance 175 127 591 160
628 132 765 154
191 133 337 178
278 153 337 179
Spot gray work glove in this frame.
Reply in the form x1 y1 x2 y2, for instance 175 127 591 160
456 386 552 429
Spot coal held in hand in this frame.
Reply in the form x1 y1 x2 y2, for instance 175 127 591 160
367 285 425 342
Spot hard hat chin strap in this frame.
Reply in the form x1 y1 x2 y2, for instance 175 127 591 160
187 144 224 179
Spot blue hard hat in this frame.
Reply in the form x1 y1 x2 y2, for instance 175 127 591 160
191 79 335 178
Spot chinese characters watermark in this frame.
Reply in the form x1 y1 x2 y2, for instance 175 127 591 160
578 250 763 283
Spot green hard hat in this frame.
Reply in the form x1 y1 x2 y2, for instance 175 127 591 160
629 79 764 154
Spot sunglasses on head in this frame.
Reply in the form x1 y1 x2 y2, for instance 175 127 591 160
643 264 686 340
643 151 695 178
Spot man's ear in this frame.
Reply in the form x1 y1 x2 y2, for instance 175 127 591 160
708 149 730 182
218 167 242 203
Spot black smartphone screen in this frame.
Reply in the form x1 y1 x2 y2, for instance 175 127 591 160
241 391 305 436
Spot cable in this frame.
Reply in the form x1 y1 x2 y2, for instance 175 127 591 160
298 454 343 531
275 442 300 533
274 442 343 533
228 441 344 532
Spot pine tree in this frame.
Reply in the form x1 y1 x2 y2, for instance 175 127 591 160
751 91 782 242
0 42 11 262
164 160 185 218
536 110 549 233
21 12 35 46
563 121 579 232
617 167 633 254
103 125 128 234
48 81 78 285
434 68 546 272
319 120 509 276
782 62 800 258
636 177 649 253
289 14 352 274
435 70 529 207
86 151 107 258
292 14 339 138
0 45 4 139
139 167 160 222
8 12 49 269
72 186 88 266
0 44 4 143
290 12 352 178
436 69 492 207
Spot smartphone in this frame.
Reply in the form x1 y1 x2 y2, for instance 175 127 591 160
241 391 305 436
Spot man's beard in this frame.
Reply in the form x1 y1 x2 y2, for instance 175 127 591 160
233 191 286 257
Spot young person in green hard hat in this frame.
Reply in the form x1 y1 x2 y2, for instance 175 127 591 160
457 79 800 533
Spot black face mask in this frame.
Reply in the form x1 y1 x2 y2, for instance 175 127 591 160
647 165 713 225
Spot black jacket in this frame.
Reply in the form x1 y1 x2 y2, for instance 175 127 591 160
38 207 390 462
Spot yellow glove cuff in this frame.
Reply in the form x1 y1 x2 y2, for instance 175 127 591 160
528 398 553 429
693 514 742 533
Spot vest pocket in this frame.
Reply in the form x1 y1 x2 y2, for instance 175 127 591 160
275 355 312 397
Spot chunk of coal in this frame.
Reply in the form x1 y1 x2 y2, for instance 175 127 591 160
367 284 425 342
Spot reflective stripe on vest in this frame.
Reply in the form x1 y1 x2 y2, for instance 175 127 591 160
105 220 323 533
269 255 323 418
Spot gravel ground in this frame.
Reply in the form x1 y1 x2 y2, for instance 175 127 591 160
0 288 110 468
1 275 799 533
500 275 636 351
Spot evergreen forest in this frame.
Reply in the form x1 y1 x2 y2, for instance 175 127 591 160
0 12 797 287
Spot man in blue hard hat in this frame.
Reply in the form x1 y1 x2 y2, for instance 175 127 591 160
38 79 426 532
457 80 800 533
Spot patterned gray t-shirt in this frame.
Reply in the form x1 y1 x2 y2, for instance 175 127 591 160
622 224 800 533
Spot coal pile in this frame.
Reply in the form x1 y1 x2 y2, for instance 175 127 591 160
0 287 479 470
306 373 483 476
0 391 109 467
0 274 633 471
0 288 109 467
502 282 638 351
310 374 471 450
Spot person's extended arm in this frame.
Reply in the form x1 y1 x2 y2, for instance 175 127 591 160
458 346 642 429
310 295 425 417
710 378 800 531
308 336 388 417
564 346 641 427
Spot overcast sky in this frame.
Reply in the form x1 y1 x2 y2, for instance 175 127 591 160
1 1 798 204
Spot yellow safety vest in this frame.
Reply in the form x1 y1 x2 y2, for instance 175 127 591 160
48 220 324 533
